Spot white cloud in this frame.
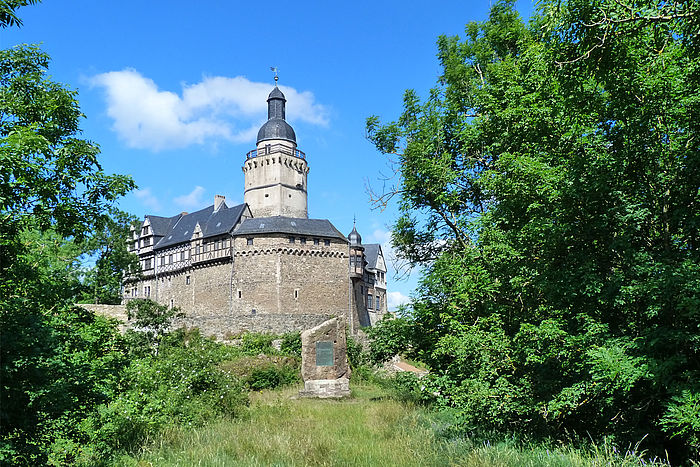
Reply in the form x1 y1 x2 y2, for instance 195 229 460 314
174 186 206 210
387 291 411 311
134 187 161 211
368 228 392 246
90 70 329 151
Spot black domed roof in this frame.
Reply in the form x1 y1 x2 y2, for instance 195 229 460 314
257 86 296 144
347 225 362 246
257 119 296 144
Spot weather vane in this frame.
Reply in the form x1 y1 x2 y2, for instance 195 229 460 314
270 66 279 84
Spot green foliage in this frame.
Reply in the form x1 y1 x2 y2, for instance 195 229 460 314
367 0 700 461
0 44 135 253
124 299 184 356
219 355 300 391
366 315 414 365
81 211 140 305
279 331 301 357
239 332 276 354
0 41 135 465
82 330 248 462
247 365 300 391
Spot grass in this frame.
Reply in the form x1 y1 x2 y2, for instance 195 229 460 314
117 382 672 467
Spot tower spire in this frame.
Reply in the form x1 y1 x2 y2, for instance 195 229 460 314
270 66 279 85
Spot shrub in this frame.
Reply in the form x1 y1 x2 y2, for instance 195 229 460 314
219 355 301 391
82 331 248 461
247 365 300 391
279 331 301 357
239 332 275 354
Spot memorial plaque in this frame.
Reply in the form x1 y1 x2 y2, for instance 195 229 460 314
315 341 334 366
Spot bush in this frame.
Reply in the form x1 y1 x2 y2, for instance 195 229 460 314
239 332 275 355
82 330 248 461
247 365 300 391
219 355 301 391
279 331 301 357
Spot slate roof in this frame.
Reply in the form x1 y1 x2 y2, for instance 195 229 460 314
363 243 382 269
146 214 180 237
153 202 247 250
234 216 347 242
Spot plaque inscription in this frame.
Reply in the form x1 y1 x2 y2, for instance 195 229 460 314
315 341 334 366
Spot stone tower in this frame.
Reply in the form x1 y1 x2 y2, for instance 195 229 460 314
243 86 309 218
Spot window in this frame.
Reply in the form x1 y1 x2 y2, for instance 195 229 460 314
142 226 149 235
367 294 373 310
289 237 295 243
186 275 191 285
324 239 330 246
144 258 151 269
294 289 299 299
143 237 151 246
168 254 173 264
300 238 307 244
247 238 254 246
160 256 165 266
238 290 242 299
195 245 200 254
180 251 185 261
170 299 174 309
217 240 221 250
376 295 381 311
313 238 319 245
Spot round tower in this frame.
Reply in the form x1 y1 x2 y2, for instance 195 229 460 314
348 223 365 278
243 86 309 218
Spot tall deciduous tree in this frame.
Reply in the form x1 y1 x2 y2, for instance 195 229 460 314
81 210 140 305
0 43 135 464
368 0 699 460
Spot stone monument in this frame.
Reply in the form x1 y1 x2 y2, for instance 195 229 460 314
299 317 351 398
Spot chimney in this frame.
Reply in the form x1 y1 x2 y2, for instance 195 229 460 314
214 194 225 211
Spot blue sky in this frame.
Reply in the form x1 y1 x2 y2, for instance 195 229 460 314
2 0 533 309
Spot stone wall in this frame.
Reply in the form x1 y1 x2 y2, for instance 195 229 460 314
231 234 349 318
179 312 334 340
80 303 333 339
79 304 129 332
123 233 350 336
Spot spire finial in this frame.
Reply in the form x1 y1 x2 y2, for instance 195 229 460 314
270 66 279 85
353 215 356 226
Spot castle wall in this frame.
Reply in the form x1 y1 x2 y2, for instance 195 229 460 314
127 234 350 335
231 235 348 317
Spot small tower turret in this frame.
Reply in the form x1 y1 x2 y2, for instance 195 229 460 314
243 86 309 218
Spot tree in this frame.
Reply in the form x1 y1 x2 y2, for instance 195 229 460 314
0 0 39 29
0 43 135 464
125 299 184 356
367 0 699 460
81 210 140 305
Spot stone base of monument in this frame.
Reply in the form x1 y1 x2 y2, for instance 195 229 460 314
299 317 351 399
299 377 350 398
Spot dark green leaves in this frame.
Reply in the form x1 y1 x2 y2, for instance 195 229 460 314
367 0 700 460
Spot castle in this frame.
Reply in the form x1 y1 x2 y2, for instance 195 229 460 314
123 85 388 337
